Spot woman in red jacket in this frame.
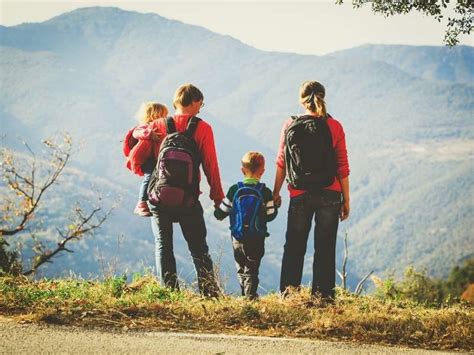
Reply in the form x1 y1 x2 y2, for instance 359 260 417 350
273 80 350 301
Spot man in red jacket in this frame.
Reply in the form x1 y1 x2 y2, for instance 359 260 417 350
135 84 224 297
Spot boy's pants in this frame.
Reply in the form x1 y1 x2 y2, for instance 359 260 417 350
232 236 265 298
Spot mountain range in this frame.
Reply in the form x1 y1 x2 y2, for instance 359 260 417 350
1 7 473 292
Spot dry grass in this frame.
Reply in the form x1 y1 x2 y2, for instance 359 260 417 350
0 275 472 351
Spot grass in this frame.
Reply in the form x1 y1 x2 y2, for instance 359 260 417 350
0 275 472 351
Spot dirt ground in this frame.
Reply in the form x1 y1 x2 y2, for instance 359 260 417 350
0 316 457 354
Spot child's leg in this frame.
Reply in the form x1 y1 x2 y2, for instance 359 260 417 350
138 173 152 201
134 159 156 216
138 158 156 202
231 237 247 296
242 237 265 299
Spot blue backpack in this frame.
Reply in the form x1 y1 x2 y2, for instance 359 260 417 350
230 182 266 240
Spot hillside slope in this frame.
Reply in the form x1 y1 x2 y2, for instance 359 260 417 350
1 7 472 290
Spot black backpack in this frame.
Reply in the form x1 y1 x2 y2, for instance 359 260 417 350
147 116 201 209
284 114 337 191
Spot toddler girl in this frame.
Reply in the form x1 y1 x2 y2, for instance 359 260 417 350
127 102 168 216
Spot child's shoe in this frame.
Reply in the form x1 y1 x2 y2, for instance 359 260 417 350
134 201 152 217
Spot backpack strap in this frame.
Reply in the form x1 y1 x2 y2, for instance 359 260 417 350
166 117 176 134
255 182 264 192
292 114 330 122
184 116 201 138
237 181 244 189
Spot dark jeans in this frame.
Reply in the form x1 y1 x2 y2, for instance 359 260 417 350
232 236 265 299
280 190 342 299
150 202 220 297
138 158 155 202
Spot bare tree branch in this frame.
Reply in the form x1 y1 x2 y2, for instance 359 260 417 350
336 231 348 290
355 270 375 296
23 141 35 158
22 206 112 276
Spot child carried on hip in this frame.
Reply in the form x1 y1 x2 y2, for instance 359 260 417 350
123 102 168 217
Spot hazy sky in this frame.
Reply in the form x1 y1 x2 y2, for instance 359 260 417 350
1 0 472 55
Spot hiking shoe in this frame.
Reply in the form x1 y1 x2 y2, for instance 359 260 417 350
134 201 152 217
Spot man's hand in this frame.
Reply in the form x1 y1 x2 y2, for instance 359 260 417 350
340 200 350 221
213 199 223 209
273 193 282 208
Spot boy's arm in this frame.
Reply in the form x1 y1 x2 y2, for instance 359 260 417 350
214 185 236 220
263 187 278 222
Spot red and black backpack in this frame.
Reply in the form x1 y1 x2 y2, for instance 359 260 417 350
147 116 201 209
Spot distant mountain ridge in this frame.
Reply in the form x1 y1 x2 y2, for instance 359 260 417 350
329 44 474 85
0 7 472 291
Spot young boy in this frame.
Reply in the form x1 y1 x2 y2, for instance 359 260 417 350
215 152 277 299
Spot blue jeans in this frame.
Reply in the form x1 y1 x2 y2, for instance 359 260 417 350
280 190 342 298
138 158 155 201
150 202 220 297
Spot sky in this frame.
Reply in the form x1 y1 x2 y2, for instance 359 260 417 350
0 0 472 55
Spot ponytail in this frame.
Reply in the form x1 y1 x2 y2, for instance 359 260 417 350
315 95 327 117
299 81 327 117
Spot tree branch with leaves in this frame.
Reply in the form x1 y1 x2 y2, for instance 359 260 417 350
23 206 111 276
336 0 473 46
0 133 112 276
1 136 71 238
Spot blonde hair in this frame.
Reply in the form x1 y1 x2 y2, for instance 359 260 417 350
241 151 265 174
299 81 327 117
173 83 204 109
136 102 168 124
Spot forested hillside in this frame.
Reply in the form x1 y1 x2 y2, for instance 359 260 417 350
1 7 472 292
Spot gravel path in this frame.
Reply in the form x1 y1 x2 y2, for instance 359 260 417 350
0 316 457 354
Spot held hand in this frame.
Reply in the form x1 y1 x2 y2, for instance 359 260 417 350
213 210 224 221
214 199 223 209
273 193 282 208
151 131 162 142
340 200 350 222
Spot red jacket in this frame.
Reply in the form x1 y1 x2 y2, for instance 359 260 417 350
276 115 350 198
133 114 225 203
124 123 161 176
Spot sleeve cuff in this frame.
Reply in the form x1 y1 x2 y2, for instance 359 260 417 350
337 170 350 179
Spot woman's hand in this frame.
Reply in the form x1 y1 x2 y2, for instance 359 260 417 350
340 200 350 221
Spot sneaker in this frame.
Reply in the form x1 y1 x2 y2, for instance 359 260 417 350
134 201 152 217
